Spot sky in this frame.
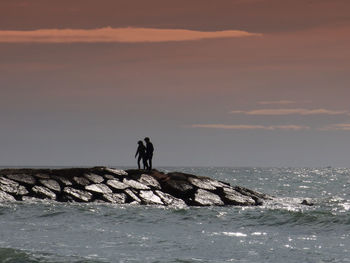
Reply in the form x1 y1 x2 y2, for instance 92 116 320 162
1 0 350 167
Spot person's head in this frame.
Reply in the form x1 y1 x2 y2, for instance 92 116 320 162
144 137 150 142
138 140 143 145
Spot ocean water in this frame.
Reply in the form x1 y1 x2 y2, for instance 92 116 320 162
0 167 350 263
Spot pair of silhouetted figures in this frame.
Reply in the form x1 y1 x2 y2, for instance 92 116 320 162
135 137 154 170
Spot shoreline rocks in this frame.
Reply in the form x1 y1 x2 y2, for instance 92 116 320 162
0 167 272 207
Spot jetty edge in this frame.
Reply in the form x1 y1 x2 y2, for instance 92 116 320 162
0 167 272 206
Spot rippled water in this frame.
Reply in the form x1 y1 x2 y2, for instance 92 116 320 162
1 167 350 263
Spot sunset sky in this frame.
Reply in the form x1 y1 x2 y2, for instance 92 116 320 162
1 0 350 167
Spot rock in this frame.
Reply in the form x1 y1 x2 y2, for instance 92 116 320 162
0 177 29 195
155 190 187 207
223 187 255 206
103 193 127 204
54 176 72 186
301 199 314 206
139 190 163 205
6 174 36 185
85 184 112 194
194 189 224 206
188 177 217 190
103 174 116 180
123 179 150 190
138 174 161 189
0 190 16 202
32 186 56 200
105 168 128 176
63 187 93 202
84 173 104 184
107 180 129 190
34 174 50 179
40 179 61 192
73 177 90 186
166 180 193 192
234 186 271 201
124 189 141 203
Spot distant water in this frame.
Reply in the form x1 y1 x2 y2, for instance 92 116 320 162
1 167 350 263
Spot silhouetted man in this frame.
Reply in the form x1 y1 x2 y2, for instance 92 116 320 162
144 137 154 170
135 140 148 170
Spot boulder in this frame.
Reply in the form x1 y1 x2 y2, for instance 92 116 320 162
0 177 29 195
166 180 193 192
103 193 127 204
63 187 93 202
34 174 50 179
223 187 255 206
85 184 112 194
0 190 16 202
107 180 128 190
139 190 163 205
6 174 36 185
84 173 104 184
188 177 217 190
105 168 128 176
40 179 61 192
124 189 141 203
138 174 161 189
194 189 224 206
155 190 187 207
32 186 56 200
103 174 116 180
123 179 150 190
53 176 72 186
73 177 90 186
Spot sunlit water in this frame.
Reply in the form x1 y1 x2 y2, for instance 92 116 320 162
1 167 350 263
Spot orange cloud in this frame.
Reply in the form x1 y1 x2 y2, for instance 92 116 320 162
230 108 350 116
320 124 350 131
191 124 310 131
0 27 261 43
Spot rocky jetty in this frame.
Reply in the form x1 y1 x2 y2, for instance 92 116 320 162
0 167 271 207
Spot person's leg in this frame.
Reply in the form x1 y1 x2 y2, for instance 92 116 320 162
148 157 152 170
143 157 148 170
137 156 141 169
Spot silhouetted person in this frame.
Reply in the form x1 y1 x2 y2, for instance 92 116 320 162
135 140 148 170
144 137 154 170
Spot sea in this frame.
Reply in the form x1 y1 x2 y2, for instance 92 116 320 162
0 167 349 263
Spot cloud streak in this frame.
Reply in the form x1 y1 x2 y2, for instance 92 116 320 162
0 27 261 43
230 108 350 116
191 124 310 131
320 123 350 131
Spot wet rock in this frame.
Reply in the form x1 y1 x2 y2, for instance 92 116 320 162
194 189 224 206
123 179 150 190
166 180 193 192
155 190 187 207
0 190 16 202
105 168 128 176
6 174 36 185
301 199 314 206
0 177 29 195
32 186 56 200
84 173 104 184
63 187 93 202
107 180 128 190
73 177 90 186
40 179 61 192
103 193 127 204
54 176 72 186
188 177 217 190
223 187 255 206
138 174 161 189
139 190 163 205
124 189 141 203
85 184 112 194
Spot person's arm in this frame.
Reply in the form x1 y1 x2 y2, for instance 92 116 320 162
135 147 139 158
